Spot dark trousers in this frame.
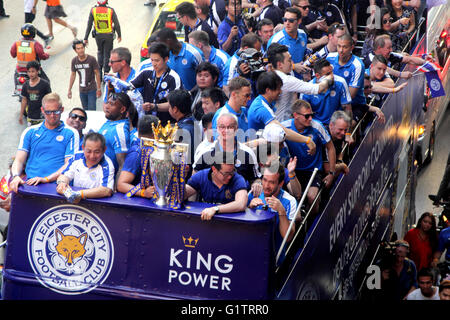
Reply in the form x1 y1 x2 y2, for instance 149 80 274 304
25 13 48 41
95 33 114 74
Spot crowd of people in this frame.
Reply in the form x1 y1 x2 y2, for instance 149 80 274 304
2 0 449 299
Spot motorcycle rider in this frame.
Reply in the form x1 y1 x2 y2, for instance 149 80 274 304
83 0 122 79
10 23 50 94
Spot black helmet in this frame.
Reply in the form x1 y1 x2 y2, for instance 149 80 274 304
21 23 36 38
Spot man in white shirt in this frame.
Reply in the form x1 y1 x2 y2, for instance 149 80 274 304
267 42 333 122
56 132 115 203
406 268 440 300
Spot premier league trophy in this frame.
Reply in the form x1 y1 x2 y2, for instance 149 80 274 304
141 121 188 208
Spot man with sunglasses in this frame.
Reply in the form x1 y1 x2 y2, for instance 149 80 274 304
66 107 88 149
281 99 336 216
185 151 248 221
267 7 310 79
10 93 80 193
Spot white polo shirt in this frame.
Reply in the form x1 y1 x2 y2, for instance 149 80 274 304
62 152 115 190
274 70 320 122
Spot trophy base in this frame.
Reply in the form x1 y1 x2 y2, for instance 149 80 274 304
154 196 168 207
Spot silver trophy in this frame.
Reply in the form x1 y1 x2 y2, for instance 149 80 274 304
142 121 188 207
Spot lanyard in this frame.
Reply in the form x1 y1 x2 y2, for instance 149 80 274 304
152 68 169 114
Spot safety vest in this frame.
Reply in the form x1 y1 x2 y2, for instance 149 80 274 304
92 6 113 34
15 40 37 68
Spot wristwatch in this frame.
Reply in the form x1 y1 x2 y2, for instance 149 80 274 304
328 171 335 177
213 206 220 214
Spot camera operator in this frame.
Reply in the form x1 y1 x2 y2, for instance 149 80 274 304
376 240 418 300
236 47 267 99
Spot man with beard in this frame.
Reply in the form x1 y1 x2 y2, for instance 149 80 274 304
98 91 131 177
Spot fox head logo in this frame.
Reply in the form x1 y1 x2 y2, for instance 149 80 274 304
55 229 88 266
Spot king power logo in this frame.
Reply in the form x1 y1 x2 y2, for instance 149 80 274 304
27 205 114 295
168 236 234 292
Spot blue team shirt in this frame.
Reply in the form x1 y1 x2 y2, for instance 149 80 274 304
217 17 248 56
248 188 297 253
281 119 328 171
212 102 248 135
208 46 230 87
18 121 79 179
222 52 239 86
98 118 130 170
438 226 450 261
187 168 247 204
248 95 277 132
301 75 352 124
268 29 308 78
122 142 143 186
168 42 204 91
326 52 366 106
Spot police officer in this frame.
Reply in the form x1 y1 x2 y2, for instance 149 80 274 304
84 0 122 78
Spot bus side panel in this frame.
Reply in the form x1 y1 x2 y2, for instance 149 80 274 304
3 188 276 300
277 73 425 300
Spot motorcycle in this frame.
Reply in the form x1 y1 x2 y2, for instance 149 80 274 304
12 68 29 102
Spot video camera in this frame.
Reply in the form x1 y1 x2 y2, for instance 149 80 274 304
236 48 268 81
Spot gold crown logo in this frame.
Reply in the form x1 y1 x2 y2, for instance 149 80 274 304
151 121 178 144
182 236 199 248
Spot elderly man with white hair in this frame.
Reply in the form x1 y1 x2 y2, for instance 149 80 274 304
193 111 262 195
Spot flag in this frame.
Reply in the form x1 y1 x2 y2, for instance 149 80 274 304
416 61 441 73
426 0 447 9
424 70 446 98
415 61 445 98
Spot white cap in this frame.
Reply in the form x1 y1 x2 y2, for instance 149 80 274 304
262 123 286 143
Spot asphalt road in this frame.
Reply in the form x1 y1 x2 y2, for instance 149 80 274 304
0 0 157 230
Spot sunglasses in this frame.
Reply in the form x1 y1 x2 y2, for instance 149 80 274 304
107 92 128 106
298 5 309 9
282 17 298 23
299 112 314 119
109 59 123 64
382 18 393 24
69 113 87 122
43 109 63 115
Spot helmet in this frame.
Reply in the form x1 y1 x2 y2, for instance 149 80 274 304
21 23 36 38
97 0 108 5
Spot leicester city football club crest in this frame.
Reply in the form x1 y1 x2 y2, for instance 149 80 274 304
161 81 168 89
56 135 64 142
430 78 441 91
182 59 188 65
343 71 349 78
330 90 336 97
27 205 114 295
